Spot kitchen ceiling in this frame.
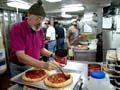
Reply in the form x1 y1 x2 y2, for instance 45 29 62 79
0 0 120 19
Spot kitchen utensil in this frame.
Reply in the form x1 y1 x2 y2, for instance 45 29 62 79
51 59 68 78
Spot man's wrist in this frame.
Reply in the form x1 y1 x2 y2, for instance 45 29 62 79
50 53 56 60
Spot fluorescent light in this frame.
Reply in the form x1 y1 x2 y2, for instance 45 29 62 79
61 14 72 18
45 0 62 3
84 13 94 19
62 6 84 12
7 0 31 9
61 11 72 18
63 4 83 8
82 13 94 22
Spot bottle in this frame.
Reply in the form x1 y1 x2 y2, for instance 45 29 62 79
87 71 113 90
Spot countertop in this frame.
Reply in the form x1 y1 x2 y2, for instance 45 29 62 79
8 61 114 90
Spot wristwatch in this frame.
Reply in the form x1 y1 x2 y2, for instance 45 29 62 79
50 53 53 57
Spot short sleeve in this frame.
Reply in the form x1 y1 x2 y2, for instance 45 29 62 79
10 23 25 54
46 27 51 37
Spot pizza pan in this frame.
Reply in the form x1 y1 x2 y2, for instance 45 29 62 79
10 69 81 90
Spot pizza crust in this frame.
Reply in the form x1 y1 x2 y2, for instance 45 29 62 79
44 72 73 88
22 69 48 82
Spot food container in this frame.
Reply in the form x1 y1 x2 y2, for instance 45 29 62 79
87 71 112 90
55 49 68 66
59 57 67 66
88 64 101 76
55 49 68 57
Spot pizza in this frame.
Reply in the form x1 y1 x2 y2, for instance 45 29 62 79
102 65 116 74
22 68 48 82
109 53 117 59
77 45 88 49
44 72 73 88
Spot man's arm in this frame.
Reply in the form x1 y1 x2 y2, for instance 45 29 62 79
16 50 45 68
40 48 52 57
16 50 59 70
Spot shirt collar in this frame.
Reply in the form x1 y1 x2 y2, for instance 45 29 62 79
23 19 33 32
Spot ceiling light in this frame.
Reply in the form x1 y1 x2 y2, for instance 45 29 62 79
61 11 72 18
84 13 94 19
61 14 72 18
45 0 62 3
7 0 31 9
63 4 83 8
62 4 84 12
62 6 84 12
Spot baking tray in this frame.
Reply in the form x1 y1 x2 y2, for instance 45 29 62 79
10 69 81 90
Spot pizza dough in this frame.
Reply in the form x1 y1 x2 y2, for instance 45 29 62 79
44 72 73 88
22 68 48 82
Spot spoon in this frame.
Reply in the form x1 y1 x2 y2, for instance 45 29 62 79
51 59 68 78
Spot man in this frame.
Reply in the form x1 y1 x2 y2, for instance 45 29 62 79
66 21 80 60
9 0 60 77
54 21 65 49
45 20 56 52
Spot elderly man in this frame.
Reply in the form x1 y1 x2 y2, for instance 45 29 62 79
9 0 60 77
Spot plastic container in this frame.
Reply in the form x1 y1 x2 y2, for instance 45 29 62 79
87 71 113 90
88 64 101 76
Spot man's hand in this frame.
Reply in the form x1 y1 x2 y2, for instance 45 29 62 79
43 60 60 70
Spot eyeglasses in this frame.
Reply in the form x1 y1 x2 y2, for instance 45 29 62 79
35 15 45 21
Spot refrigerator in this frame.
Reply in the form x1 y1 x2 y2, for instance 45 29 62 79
102 7 120 61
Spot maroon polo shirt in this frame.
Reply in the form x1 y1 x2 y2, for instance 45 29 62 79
9 20 44 64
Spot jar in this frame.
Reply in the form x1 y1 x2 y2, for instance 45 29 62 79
87 71 113 90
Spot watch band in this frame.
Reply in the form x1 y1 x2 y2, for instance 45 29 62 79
50 53 53 57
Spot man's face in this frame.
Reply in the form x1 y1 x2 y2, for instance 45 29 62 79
72 21 77 27
28 14 45 31
28 14 45 26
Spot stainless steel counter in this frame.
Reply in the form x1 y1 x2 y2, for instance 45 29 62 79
73 48 96 62
7 61 113 90
9 61 86 90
